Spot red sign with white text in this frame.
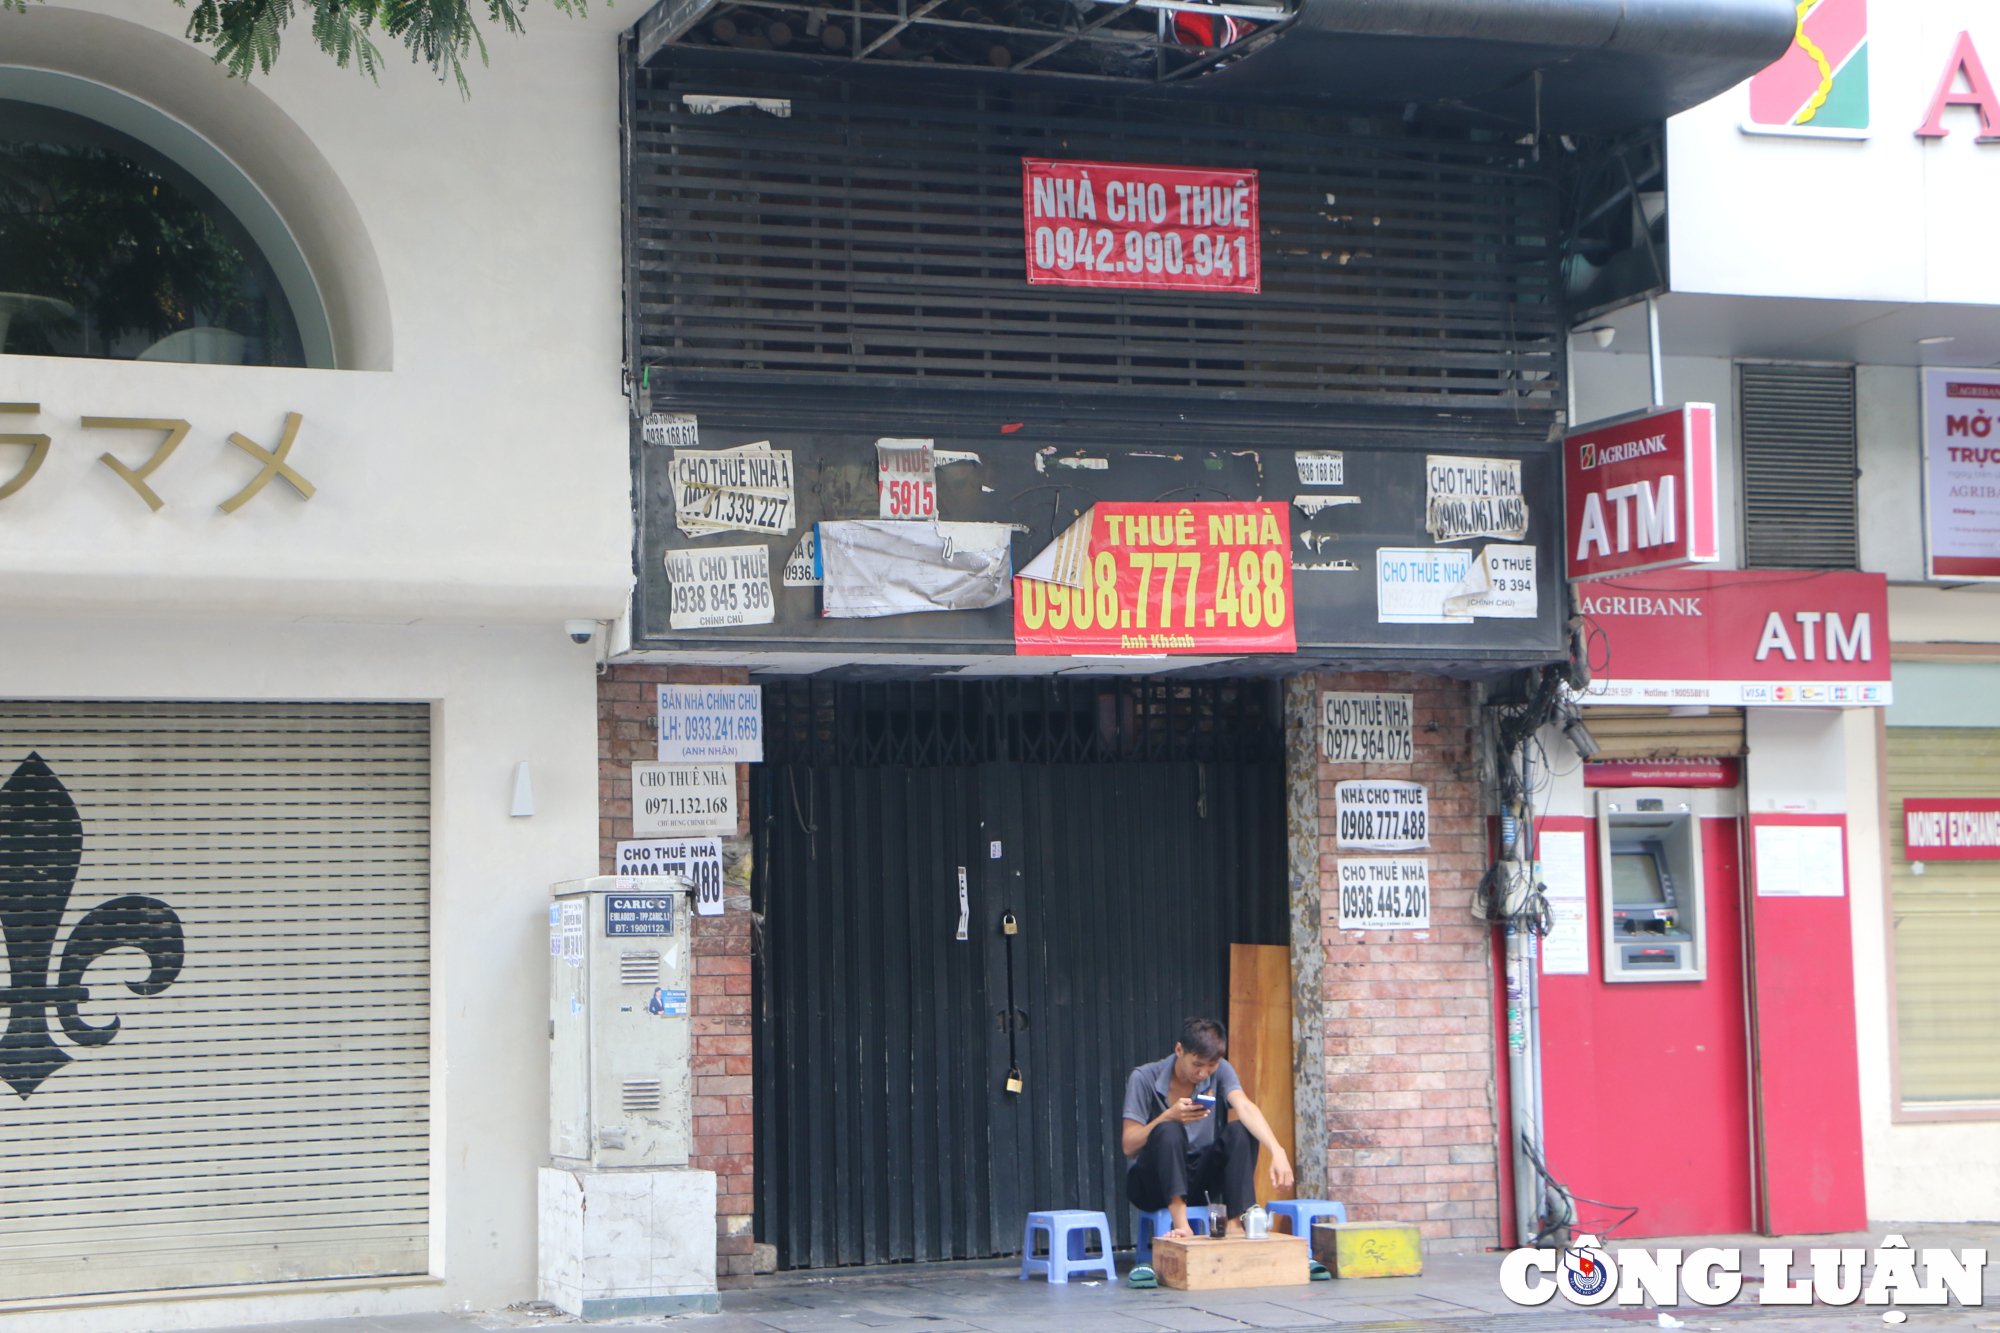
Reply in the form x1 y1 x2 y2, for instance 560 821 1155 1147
1575 569 1891 707
1903 799 2000 860
1564 404 1720 581
1022 158 1260 294
1584 758 1742 788
1013 502 1294 655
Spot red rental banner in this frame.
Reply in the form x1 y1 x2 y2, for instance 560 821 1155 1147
1564 404 1720 581
1013 502 1294 655
1021 158 1260 295
1903 799 2000 861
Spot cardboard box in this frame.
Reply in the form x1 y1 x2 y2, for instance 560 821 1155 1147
1152 1234 1310 1290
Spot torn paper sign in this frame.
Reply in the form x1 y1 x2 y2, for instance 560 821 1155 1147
1424 455 1527 542
817 520 1014 618
672 443 795 537
1443 544 1538 618
1294 495 1361 517
666 544 775 630
1017 508 1095 590
878 438 937 519
782 530 819 587
1376 547 1474 625
642 413 698 448
1296 451 1345 486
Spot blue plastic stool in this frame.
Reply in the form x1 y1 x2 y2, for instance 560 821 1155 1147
1019 1209 1116 1284
1269 1199 1349 1237
1134 1204 1215 1265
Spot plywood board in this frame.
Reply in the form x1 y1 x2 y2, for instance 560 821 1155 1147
1228 942 1295 1207
1153 1235 1310 1290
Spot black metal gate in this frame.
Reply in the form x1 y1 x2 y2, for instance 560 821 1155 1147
751 679 1287 1269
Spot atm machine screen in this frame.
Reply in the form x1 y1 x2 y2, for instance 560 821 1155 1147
1611 846 1674 908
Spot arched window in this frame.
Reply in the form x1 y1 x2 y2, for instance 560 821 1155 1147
0 95 314 366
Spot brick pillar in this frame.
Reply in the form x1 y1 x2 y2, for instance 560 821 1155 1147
1310 672 1501 1246
598 664 758 1288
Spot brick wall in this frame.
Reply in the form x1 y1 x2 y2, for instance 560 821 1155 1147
598 663 758 1287
1310 671 1499 1246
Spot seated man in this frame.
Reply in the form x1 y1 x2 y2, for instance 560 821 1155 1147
1121 1016 1293 1239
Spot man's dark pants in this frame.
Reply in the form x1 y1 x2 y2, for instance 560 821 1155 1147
1126 1119 1258 1218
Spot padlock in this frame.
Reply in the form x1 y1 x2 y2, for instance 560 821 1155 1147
1004 1067 1023 1094
1001 911 1018 936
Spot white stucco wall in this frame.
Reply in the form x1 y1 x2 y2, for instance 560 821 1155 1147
0 5 634 1327
0 2 633 624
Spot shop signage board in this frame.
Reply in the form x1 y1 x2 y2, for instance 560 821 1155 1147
1922 369 2000 580
1574 569 1891 707
656 685 763 763
1013 501 1294 655
1021 158 1260 294
1584 758 1741 788
1563 404 1719 581
1903 798 2000 861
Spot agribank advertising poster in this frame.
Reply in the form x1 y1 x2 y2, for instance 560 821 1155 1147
1924 369 2000 580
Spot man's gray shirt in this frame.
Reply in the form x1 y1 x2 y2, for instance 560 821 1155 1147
1121 1054 1242 1162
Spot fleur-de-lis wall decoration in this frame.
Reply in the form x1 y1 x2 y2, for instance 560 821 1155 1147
0 752 184 1100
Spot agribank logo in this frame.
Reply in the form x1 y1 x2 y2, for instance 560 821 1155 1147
1746 0 1870 137
1502 1235 1989 1322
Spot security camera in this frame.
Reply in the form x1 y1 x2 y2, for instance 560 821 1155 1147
564 619 597 645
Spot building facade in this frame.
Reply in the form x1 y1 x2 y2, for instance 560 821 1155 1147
1559 0 2000 1236
0 4 632 1329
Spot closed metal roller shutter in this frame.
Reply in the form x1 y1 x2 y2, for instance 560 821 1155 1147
1884 727 2000 1106
1581 706 1746 760
630 58 1564 433
0 702 429 1303
1738 362 1859 570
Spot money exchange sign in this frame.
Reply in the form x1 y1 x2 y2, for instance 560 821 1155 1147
1013 501 1294 655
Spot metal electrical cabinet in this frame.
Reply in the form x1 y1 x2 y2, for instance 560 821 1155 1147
548 877 695 1168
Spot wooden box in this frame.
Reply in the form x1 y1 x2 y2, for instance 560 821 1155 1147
1309 1221 1424 1279
1152 1234 1310 1290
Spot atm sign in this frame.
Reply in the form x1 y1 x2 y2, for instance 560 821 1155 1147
1564 404 1720 581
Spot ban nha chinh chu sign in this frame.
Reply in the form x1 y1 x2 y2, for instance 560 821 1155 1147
1021 158 1260 295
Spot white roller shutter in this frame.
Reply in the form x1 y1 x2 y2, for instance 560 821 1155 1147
0 702 429 1302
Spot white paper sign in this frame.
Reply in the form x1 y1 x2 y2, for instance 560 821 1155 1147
666 544 775 630
632 762 738 837
1296 451 1345 486
658 684 763 763
1753 823 1847 898
616 837 726 915
672 442 795 537
642 412 699 447
1334 780 1430 851
1321 692 1413 764
1538 830 1590 975
1424 455 1528 542
783 530 820 587
1336 858 1431 930
1443 544 1538 619
1376 548 1475 624
877 438 938 519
